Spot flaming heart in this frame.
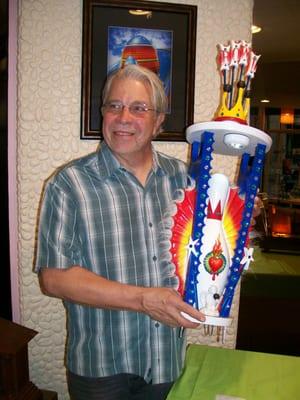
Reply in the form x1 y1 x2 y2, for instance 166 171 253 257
205 239 226 280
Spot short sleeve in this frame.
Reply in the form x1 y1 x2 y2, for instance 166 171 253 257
35 179 81 272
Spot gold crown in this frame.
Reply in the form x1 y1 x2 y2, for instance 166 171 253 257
214 40 260 125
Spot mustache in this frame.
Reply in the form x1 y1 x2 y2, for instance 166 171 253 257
112 123 136 134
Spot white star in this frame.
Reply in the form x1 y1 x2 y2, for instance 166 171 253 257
185 237 199 258
240 247 254 270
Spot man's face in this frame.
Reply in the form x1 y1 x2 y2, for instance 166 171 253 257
102 77 164 160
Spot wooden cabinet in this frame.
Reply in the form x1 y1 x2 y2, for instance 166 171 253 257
0 318 57 400
260 199 300 253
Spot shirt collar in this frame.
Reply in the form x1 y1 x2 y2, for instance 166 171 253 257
97 141 174 180
152 149 167 176
97 141 121 180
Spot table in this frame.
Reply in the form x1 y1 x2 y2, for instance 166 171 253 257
236 247 300 356
247 246 300 276
167 344 300 400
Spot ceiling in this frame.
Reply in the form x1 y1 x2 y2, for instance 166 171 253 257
1 1 299 64
252 0 300 62
251 0 300 107
1 0 299 107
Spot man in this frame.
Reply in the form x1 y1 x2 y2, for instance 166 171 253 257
35 65 206 400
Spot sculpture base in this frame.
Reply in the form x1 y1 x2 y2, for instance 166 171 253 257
186 120 272 156
181 312 232 327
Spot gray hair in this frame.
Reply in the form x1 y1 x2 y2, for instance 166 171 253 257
102 65 168 114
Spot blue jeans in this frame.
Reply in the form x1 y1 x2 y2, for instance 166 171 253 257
67 370 173 400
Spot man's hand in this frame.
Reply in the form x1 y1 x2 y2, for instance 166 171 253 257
141 287 205 328
251 195 263 226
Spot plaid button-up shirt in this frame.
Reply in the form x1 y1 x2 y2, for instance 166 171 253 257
35 142 188 383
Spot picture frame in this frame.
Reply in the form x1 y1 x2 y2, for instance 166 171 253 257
81 0 197 141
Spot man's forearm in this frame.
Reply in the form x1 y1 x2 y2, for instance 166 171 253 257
39 266 144 311
38 265 206 328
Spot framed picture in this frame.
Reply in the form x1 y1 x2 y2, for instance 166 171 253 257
81 0 197 141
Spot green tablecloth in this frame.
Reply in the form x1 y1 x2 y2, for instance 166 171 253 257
167 344 300 400
247 246 300 276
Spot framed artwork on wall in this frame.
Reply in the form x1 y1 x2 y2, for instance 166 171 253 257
81 0 197 141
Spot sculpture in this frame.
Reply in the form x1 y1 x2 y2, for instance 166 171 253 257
163 40 272 341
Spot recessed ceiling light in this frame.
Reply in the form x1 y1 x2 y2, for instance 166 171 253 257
251 25 262 34
260 99 270 103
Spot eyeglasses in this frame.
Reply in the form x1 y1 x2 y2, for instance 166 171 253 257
101 101 157 117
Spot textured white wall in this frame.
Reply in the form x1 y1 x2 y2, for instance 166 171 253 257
17 0 253 397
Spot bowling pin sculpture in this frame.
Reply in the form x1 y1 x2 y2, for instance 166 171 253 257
163 41 272 341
